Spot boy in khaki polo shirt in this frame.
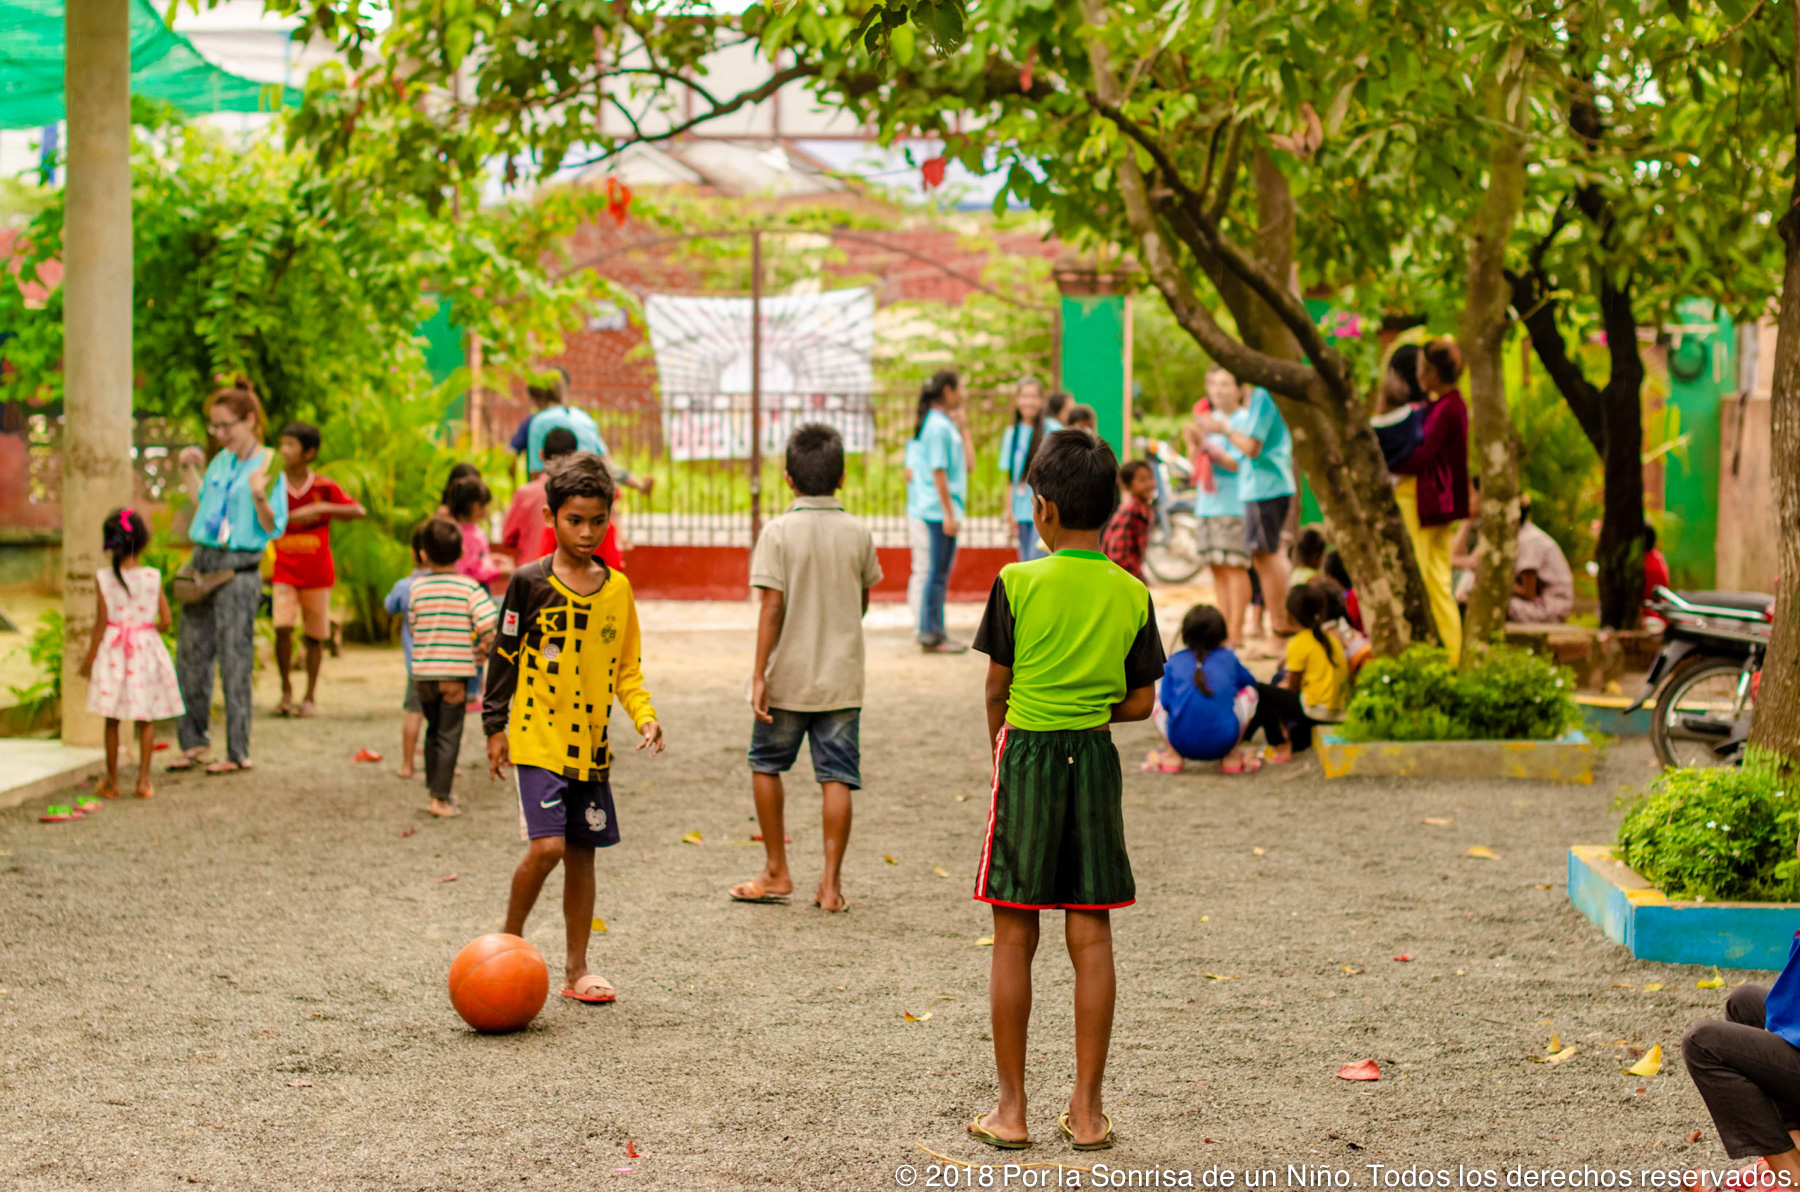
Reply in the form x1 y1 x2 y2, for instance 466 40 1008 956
729 424 882 913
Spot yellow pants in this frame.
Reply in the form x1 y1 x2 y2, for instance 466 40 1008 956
1395 476 1461 665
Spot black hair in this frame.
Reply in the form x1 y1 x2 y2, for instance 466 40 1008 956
1310 574 1350 623
1119 459 1151 486
1047 390 1072 419
1066 403 1097 430
540 426 580 463
280 422 321 457
441 462 481 507
1179 604 1230 697
446 475 492 522
420 517 465 566
785 423 845 497
409 520 430 561
102 507 150 587
527 365 571 406
545 451 617 513
1286 584 1340 663
1024 428 1120 531
1012 379 1048 480
1643 523 1658 550
1386 344 1428 404
912 369 959 440
1421 337 1463 387
1293 526 1328 568
1323 548 1354 592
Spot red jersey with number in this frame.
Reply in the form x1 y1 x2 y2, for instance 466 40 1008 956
272 474 353 589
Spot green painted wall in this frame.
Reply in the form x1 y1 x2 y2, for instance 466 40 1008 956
1663 300 1734 589
1059 295 1127 457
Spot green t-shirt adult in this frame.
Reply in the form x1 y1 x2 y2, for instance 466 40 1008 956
972 550 1166 731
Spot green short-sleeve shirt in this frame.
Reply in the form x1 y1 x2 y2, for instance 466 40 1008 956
972 550 1165 731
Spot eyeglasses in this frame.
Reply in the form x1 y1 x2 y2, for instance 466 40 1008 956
207 417 241 435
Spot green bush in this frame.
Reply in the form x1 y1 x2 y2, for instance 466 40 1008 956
6 611 64 716
1616 768 1800 902
1339 644 1582 742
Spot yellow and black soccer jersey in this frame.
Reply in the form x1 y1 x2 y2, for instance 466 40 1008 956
481 558 657 780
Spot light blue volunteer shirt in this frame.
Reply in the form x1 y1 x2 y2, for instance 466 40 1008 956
525 405 607 473
1194 432 1245 518
1237 387 1295 503
190 446 288 551
914 407 967 522
997 417 1062 524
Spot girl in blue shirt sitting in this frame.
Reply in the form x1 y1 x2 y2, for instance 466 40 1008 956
1143 604 1263 775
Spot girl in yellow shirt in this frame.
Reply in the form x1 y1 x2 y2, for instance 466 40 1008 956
1247 586 1350 763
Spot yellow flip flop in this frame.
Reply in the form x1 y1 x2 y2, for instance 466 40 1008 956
967 1114 1030 1150
1058 1111 1115 1151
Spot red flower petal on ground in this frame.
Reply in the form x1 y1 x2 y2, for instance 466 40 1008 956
1393 955 1413 962
921 156 947 190
1336 1060 1381 1081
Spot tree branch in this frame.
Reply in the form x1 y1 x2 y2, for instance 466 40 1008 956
1506 264 1604 451
562 60 821 168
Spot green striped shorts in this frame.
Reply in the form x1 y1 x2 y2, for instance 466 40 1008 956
974 726 1135 910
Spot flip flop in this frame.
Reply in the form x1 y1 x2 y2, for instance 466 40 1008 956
1261 748 1295 765
1058 1111 1115 1151
38 804 75 823
728 882 790 904
1140 751 1183 774
165 750 211 772
74 797 103 814
562 974 616 1004
1220 755 1264 775
967 1114 1030 1150
204 760 254 776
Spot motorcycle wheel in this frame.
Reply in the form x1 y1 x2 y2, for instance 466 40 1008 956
1146 512 1205 585
1650 656 1754 770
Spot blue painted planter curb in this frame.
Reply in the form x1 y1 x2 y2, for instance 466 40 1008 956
1567 845 1800 971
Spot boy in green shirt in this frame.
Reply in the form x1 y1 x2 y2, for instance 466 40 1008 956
969 429 1165 1153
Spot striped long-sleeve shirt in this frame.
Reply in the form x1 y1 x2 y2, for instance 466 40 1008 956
407 572 499 678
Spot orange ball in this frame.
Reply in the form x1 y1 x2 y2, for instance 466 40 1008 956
448 933 548 1033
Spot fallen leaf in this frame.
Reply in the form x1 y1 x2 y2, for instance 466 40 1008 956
0 989 8 995
1466 846 1499 860
1201 915 1211 922
1204 1138 1218 1144
903 1011 933 1023
974 937 994 947
931 994 957 1000
1536 883 1554 890
1624 1044 1663 1077
1642 983 1664 992
884 854 897 865
0 850 11 856
1252 847 1266 856
1422 817 1453 825
615 1169 633 1175
625 1140 641 1159
591 917 607 933
1633 1087 1648 1096
934 865 950 878
1610 983 1635 989
1340 965 1364 975
1696 968 1726 990
1204 972 1239 981
1337 1060 1381 1081
286 1079 312 1088
1456 969 1466 975
1686 1131 1703 1144
1393 955 1414 962
399 828 417 838
955 795 969 802
681 830 703 845
1544 1046 1578 1065
352 748 382 763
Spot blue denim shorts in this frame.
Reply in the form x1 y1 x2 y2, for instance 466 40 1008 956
748 708 862 789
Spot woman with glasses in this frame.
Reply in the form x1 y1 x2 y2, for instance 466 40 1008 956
168 384 288 775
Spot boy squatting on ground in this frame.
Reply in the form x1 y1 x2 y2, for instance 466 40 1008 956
968 428 1166 1153
407 519 500 817
484 452 665 1005
727 423 883 914
271 421 365 718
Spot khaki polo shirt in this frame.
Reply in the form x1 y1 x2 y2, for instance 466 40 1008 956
750 496 883 711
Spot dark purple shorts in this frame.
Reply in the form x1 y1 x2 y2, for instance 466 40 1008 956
515 765 620 849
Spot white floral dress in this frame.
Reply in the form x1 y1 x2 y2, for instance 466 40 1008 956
86 567 184 722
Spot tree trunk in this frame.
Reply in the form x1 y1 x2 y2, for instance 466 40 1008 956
61 0 136 747
1747 0 1800 774
1459 64 1528 661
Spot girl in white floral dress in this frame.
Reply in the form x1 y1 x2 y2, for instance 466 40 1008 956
78 508 184 799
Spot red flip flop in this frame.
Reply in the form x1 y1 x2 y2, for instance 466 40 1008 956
562 974 616 1004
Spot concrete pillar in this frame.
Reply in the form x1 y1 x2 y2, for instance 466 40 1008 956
60 0 135 747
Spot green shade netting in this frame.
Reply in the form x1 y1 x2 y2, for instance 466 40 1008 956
0 0 293 130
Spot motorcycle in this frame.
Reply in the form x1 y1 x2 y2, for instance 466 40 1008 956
1626 585 1773 769
1139 437 1205 585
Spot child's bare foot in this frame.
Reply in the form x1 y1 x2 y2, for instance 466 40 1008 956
95 777 121 799
427 797 461 817
1263 744 1294 765
133 778 154 799
275 695 295 717
813 881 847 913
395 764 416 779
295 701 317 718
729 870 794 903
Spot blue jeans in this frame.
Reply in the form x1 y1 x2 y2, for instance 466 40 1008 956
1016 521 1043 562
919 520 958 643
748 708 862 789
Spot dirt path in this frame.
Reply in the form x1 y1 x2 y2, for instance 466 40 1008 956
0 617 1740 1190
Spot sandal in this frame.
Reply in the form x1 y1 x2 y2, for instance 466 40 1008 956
967 1114 1030 1150
1140 750 1184 774
204 760 254 776
728 880 790 904
1220 754 1264 775
38 804 76 823
562 974 616 1004
165 749 211 772
1262 747 1295 765
1058 1111 1115 1151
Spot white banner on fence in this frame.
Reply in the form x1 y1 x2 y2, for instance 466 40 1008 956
644 288 878 462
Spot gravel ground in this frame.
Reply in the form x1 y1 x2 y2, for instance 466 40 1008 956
0 612 1751 1190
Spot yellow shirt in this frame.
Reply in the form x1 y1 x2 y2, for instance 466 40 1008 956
1285 629 1349 718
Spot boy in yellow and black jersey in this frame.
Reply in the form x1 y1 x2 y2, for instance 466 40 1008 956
484 452 664 1005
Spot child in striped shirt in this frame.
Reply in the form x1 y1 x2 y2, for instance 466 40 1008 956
408 518 500 817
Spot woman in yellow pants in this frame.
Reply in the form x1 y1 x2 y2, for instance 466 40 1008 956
1388 339 1470 664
